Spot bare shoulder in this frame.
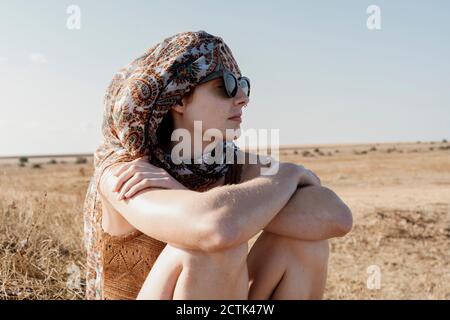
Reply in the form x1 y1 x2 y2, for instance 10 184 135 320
98 162 128 197
238 150 277 183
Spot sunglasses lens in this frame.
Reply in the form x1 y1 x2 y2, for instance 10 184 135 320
239 78 250 97
224 73 237 96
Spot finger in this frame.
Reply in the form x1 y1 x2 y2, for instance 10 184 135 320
302 170 320 187
118 174 145 200
304 168 318 180
114 156 149 176
126 162 166 175
114 162 132 177
114 166 139 192
310 171 322 185
123 180 151 199
124 178 171 198
309 172 321 186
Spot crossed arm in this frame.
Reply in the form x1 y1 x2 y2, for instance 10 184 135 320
261 184 352 240
223 160 353 244
100 157 352 252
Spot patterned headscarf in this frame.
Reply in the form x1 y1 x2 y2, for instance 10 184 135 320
83 30 243 299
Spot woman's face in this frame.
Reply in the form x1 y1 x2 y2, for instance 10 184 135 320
171 75 250 142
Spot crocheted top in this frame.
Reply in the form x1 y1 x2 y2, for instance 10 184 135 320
102 163 243 300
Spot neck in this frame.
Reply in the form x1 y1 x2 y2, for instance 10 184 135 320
168 114 223 160
167 137 223 160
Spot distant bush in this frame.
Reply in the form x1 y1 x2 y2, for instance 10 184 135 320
314 148 320 153
75 157 87 164
370 147 377 152
293 150 299 155
386 148 396 153
438 145 450 150
443 139 448 144
48 159 57 164
19 162 26 167
32 164 42 169
302 150 313 157
19 156 28 164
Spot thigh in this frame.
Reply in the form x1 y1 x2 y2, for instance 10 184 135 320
247 231 330 300
137 243 184 300
247 231 290 300
172 242 249 299
137 241 250 300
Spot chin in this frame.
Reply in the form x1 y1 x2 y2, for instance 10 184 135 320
223 127 241 141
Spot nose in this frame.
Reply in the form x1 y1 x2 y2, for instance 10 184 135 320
234 86 250 108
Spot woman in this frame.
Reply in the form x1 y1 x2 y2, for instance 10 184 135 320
83 30 353 300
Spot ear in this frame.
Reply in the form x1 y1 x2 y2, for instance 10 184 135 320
171 92 191 115
171 102 184 115
171 87 195 115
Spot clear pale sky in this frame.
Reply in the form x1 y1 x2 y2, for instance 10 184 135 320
0 0 449 156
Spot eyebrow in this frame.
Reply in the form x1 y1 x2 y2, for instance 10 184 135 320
211 78 223 85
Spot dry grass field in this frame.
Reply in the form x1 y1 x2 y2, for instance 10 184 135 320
1 141 449 299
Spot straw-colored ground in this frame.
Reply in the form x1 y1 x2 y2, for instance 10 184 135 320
1 141 449 299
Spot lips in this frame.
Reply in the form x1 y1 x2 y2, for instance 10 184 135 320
228 116 242 123
228 113 242 120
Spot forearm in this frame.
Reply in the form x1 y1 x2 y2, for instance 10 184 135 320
205 162 300 246
263 185 353 240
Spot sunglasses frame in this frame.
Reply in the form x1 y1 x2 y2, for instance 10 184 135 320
199 69 251 98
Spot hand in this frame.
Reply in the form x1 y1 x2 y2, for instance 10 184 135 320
296 164 322 187
112 156 187 200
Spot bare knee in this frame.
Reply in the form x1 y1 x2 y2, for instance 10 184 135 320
264 232 329 267
169 241 249 271
289 238 330 268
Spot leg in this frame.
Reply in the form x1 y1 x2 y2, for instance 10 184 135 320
247 231 329 300
137 241 249 300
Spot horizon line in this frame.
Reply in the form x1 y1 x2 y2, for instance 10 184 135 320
0 139 447 159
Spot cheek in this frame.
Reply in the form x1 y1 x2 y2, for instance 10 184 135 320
190 99 229 124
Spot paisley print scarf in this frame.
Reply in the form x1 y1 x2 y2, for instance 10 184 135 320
83 30 243 299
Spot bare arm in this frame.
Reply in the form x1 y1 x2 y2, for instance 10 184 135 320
99 161 300 252
238 159 353 242
263 185 353 240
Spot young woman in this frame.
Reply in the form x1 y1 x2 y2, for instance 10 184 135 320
83 30 353 300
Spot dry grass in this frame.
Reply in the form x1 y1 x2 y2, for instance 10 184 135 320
1 141 449 299
0 160 89 299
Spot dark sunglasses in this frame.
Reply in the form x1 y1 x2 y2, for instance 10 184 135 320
199 69 251 98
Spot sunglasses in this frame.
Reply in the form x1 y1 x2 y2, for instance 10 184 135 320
199 69 251 98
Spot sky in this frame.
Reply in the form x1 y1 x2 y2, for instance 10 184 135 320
0 0 449 156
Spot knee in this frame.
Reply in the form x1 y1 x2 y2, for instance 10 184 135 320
169 241 249 271
293 239 329 268
274 236 329 269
